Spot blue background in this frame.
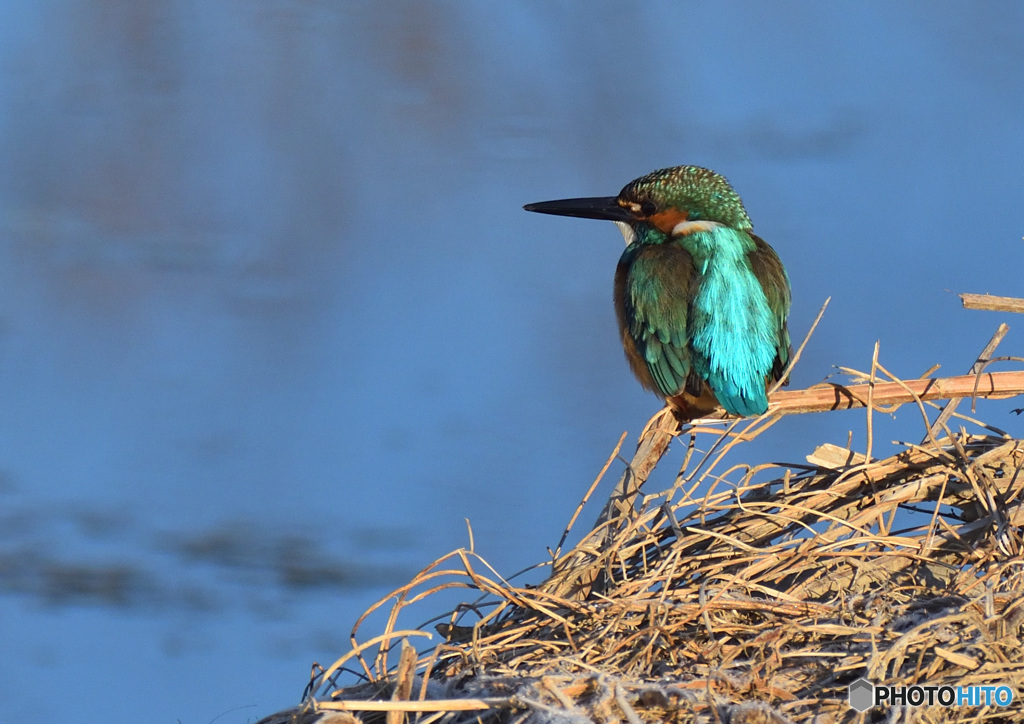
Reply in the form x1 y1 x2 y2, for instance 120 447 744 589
1 2 1023 721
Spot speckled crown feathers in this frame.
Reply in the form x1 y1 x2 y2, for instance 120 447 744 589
619 165 753 230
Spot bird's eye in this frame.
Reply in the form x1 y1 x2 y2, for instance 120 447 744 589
639 200 657 216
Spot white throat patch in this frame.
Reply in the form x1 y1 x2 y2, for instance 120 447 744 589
614 221 637 246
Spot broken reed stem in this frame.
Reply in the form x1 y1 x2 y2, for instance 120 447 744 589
387 641 419 724
319 698 516 713
960 292 1024 314
924 322 1009 443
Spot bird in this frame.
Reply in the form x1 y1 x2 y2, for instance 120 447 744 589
524 165 791 420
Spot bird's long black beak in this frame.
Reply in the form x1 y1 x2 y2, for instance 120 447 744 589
523 196 631 222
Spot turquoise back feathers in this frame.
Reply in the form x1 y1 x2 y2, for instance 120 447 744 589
525 165 791 419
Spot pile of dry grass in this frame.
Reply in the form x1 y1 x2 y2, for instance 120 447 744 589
262 318 1024 724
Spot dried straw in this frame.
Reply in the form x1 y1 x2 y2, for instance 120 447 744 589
265 318 1024 724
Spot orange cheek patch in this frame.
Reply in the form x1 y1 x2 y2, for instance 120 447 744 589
647 208 689 234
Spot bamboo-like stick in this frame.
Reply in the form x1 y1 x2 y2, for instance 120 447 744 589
768 369 1024 414
960 293 1024 314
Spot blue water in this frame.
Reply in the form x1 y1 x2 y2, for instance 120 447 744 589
2 3 1023 721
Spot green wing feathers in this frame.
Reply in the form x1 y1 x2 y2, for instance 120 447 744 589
614 244 699 398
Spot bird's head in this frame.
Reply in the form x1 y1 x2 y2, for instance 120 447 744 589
524 165 752 245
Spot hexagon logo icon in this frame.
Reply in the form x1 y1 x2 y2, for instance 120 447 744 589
849 678 874 712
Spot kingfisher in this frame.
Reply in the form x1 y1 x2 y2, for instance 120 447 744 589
524 165 791 420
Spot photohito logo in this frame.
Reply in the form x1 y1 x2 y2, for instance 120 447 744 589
848 678 1014 712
